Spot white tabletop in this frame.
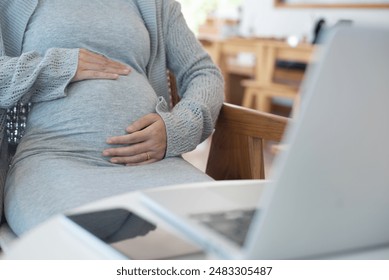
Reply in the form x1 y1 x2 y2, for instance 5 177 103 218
2 180 389 260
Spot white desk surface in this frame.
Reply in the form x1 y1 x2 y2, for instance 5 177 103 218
2 180 389 260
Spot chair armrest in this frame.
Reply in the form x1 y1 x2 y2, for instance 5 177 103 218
206 103 288 180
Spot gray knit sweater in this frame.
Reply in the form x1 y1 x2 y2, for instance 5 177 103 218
0 0 224 224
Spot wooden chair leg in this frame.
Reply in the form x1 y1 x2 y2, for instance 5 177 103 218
242 87 255 109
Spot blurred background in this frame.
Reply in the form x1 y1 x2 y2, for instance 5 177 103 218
178 0 389 39
177 0 389 115
180 0 389 171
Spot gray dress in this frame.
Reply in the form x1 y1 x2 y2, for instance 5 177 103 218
4 0 212 235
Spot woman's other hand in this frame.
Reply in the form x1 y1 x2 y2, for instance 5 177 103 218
72 49 131 82
103 113 167 165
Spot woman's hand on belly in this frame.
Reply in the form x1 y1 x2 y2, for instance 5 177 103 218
71 49 131 82
103 113 167 165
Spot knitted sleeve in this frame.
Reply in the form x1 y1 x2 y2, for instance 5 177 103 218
157 0 224 157
0 29 79 108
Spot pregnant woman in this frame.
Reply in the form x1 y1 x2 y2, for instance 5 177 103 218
0 0 224 235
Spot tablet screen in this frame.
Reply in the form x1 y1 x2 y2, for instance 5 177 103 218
67 208 203 259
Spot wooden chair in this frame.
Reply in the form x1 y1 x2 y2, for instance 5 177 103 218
169 72 288 180
242 42 313 115
206 102 288 180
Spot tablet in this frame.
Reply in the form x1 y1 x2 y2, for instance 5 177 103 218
66 208 203 259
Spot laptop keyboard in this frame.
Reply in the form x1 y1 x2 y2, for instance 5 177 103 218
190 209 257 247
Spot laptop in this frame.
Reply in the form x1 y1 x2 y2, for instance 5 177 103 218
141 26 389 259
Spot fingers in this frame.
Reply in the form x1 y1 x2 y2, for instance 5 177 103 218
72 49 131 82
125 114 160 134
106 131 145 146
104 140 147 157
110 151 157 166
103 140 161 166
103 128 163 164
103 114 167 165
79 49 130 73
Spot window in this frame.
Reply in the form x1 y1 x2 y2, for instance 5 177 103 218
177 0 243 34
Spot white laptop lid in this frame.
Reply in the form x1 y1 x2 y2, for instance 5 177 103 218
245 26 389 259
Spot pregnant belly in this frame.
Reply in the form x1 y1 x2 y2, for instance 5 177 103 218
17 71 158 159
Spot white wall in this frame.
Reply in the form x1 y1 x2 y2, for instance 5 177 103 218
239 0 389 40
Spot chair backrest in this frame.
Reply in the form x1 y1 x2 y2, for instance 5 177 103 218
241 41 314 115
265 42 314 87
168 71 180 107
